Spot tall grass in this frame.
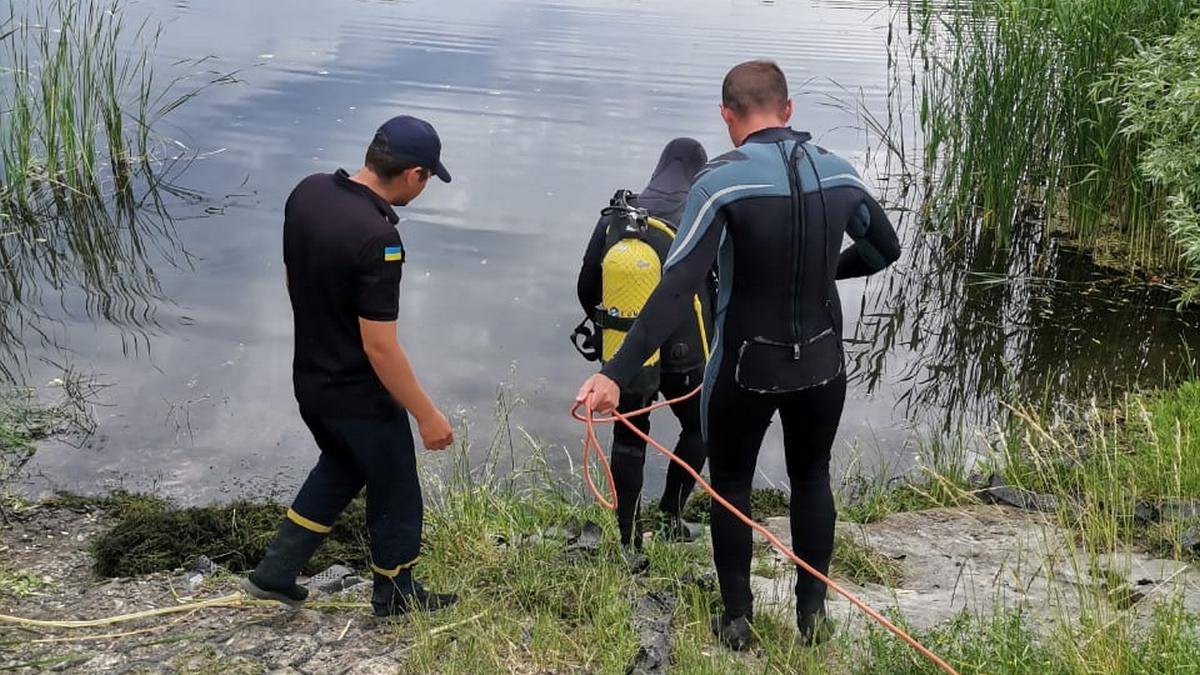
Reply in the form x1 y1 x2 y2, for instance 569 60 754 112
1000 380 1200 556
911 0 1195 271
0 0 230 379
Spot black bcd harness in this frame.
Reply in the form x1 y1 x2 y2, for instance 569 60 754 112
570 189 654 362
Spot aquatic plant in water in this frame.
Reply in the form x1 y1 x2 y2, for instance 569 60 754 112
1102 16 1200 296
910 0 1195 270
0 0 231 379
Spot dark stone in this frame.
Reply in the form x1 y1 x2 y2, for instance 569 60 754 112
307 564 361 594
1136 499 1200 524
979 475 1060 513
1180 525 1200 554
679 570 717 591
622 551 650 574
189 554 221 575
626 591 674 675
566 521 603 552
1134 502 1161 524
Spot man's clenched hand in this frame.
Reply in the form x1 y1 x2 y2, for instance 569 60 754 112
576 373 621 413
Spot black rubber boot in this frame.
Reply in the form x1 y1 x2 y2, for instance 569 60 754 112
241 519 326 606
710 612 755 651
795 573 834 645
372 572 457 618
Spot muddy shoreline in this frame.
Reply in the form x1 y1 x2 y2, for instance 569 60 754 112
4 497 1198 673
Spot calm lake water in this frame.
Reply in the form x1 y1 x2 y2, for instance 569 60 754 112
17 0 1200 502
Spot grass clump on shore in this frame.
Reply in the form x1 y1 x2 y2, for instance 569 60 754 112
679 486 790 523
999 380 1200 555
833 529 903 587
84 494 371 577
848 601 1200 674
839 435 981 525
388 475 645 673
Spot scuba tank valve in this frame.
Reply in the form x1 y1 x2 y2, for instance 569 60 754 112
601 189 650 238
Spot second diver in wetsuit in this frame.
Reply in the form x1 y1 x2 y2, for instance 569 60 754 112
575 138 714 550
576 61 901 649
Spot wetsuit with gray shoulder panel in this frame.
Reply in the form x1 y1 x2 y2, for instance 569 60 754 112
600 127 900 434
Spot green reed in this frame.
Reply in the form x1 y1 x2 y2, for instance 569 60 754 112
0 0 229 379
911 0 1196 272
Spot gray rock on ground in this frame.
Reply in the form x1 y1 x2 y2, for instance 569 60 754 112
750 505 1200 634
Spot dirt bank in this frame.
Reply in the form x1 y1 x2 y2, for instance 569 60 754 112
3 501 1198 673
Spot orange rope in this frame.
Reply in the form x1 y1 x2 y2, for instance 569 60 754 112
571 385 960 675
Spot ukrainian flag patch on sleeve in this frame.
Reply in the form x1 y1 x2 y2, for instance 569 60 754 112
384 245 404 263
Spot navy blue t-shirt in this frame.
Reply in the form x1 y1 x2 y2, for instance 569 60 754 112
283 169 405 419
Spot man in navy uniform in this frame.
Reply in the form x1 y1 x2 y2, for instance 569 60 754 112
243 116 458 617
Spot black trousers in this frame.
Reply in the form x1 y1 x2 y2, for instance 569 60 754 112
610 367 707 544
289 410 422 579
705 365 847 617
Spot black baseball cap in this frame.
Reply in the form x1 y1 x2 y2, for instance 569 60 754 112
372 115 451 183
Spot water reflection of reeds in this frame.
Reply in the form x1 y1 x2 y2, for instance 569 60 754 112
0 0 231 379
846 1 1200 434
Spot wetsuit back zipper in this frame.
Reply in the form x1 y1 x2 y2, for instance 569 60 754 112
778 141 804 348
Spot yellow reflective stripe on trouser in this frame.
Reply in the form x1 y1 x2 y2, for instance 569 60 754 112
286 508 332 534
371 557 421 578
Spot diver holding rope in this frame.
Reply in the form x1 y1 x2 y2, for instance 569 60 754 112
243 116 458 618
575 61 901 650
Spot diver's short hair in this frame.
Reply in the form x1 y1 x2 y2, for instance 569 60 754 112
721 60 789 115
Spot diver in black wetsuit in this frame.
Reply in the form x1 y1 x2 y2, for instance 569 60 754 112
575 61 901 649
576 138 713 549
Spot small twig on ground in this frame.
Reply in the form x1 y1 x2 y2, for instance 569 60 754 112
304 600 371 610
337 617 353 641
428 611 487 638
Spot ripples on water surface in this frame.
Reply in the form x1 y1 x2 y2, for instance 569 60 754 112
19 0 1200 501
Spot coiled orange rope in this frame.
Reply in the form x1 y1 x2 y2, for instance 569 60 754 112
571 385 959 675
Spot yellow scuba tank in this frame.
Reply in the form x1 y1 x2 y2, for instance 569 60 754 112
600 236 662 365
595 190 668 367
591 189 710 368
